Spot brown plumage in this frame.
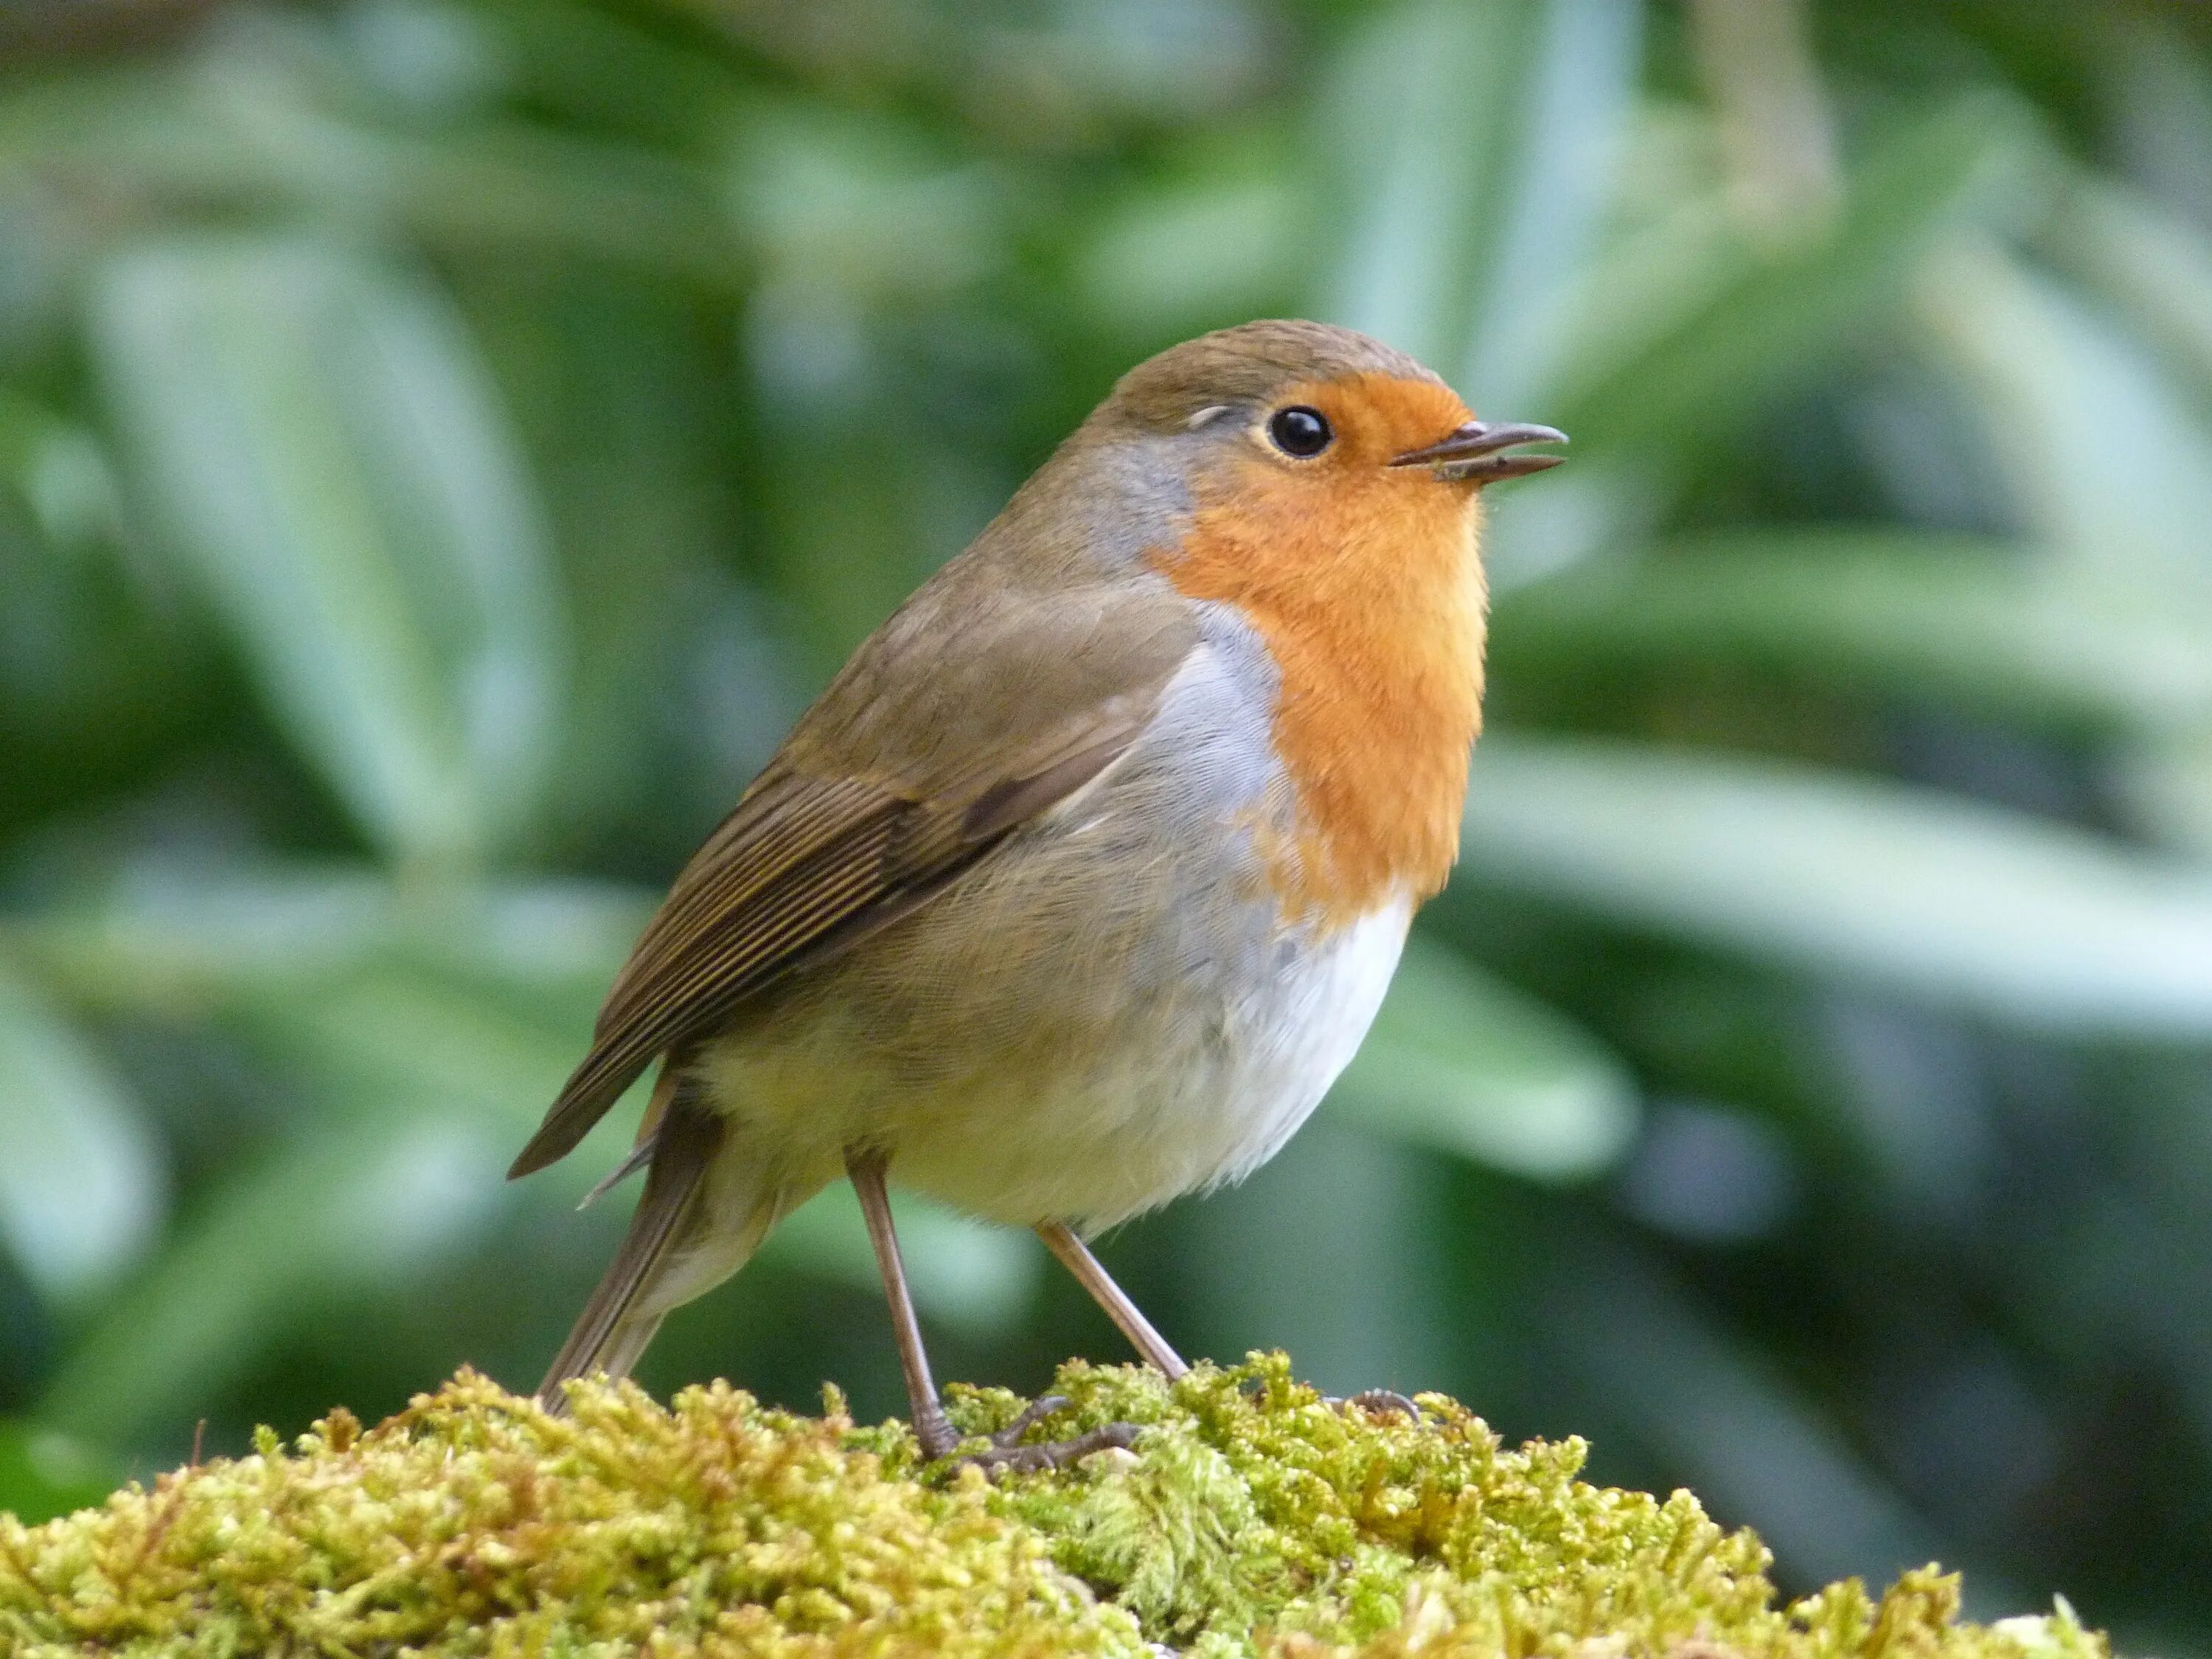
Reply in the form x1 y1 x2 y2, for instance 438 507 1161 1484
509 320 1565 1461
509 572 1197 1179
1152 371 1489 925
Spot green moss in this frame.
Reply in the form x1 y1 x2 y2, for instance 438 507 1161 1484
0 1354 2105 1658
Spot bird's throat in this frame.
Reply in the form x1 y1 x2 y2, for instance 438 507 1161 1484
1150 467 1486 932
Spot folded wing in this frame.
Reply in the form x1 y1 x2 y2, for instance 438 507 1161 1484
508 576 1197 1179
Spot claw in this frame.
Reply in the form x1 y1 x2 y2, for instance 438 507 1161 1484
925 1397 1142 1478
990 1394 1072 1450
965 1420 1139 1476
1331 1388 1424 1422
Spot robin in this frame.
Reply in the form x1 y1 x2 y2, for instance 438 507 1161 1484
509 319 1565 1466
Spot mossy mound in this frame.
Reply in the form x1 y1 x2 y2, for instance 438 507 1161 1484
0 1353 2101 1658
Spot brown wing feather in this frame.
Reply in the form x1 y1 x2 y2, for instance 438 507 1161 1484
535 1073 722 1408
508 581 1196 1180
509 785 904 1177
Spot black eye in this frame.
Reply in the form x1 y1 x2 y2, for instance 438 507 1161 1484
1267 405 1332 458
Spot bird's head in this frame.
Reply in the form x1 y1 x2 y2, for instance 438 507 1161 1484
1088 319 1564 576
1058 319 1562 629
1067 321 1568 922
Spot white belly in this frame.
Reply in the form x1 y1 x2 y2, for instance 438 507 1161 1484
692 625 1418 1232
902 894 1411 1227
697 897 1413 1231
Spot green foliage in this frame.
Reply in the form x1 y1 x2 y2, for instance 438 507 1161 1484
4 1 2212 1649
1328 936 1637 1180
91 234 564 866
1461 738 2212 1035
0 1357 2106 1659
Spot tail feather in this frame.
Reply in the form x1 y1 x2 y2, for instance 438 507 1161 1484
577 1127 659 1210
536 1083 723 1413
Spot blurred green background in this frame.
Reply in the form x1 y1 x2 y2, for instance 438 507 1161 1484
3 0 2211 1644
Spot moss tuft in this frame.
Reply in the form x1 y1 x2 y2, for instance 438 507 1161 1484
0 1354 2107 1658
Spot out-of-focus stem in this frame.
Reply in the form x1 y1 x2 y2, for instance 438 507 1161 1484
1689 0 1843 243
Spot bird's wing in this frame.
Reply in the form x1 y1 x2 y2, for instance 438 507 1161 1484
508 573 1197 1179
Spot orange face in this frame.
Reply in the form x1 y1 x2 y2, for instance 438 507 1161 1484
1147 372 1490 931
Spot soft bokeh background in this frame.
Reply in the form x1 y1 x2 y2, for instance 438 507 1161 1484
3 0 2211 1644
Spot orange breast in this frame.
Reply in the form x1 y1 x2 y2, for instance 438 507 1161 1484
1148 375 1488 931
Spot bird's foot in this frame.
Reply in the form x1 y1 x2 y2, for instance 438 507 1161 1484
917 1394 1142 1475
1327 1388 1425 1422
966 1417 1142 1475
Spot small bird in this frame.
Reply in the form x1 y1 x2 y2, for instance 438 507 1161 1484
509 319 1564 1464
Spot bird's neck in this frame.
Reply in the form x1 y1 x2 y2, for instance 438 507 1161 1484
1152 487 1486 933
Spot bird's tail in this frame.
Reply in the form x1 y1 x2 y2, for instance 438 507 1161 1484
534 1071 783 1414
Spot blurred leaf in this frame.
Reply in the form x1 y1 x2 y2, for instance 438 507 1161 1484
0 389 123 555
1495 530 2212 735
29 908 633 1441
1918 235 2212 595
18 866 397 1014
1551 94 2036 465
0 391 172 766
0 24 745 288
2034 1172 2212 1448
653 0 1272 144
43 1112 507 1442
1074 145 1304 339
40 955 594 1440
2046 178 2212 417
0 959 161 1303
239 965 591 1141
733 102 1005 307
1320 0 1517 364
0 1421 114 1526
1320 0 1643 406
2098 8 2212 234
17 866 643 1026
2110 730 2212 862
1327 935 1638 1182
726 105 1020 669
472 0 745 148
1540 1234 1950 1591
461 273 777 849
1458 0 1646 411
387 880 647 1012
89 235 563 866
759 1184 1043 1340
1461 736 2212 1037
1173 1121 1462 1399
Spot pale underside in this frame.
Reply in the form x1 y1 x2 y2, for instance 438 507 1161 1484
511 333 1490 1393
636 622 1416 1323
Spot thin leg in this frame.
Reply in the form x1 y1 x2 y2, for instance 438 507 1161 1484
847 1155 1147 1473
1037 1222 1189 1380
847 1147 959 1458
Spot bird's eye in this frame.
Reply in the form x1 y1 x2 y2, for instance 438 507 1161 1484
1267 406 1333 459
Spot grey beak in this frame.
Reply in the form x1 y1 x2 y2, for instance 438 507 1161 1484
1389 420 1568 482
